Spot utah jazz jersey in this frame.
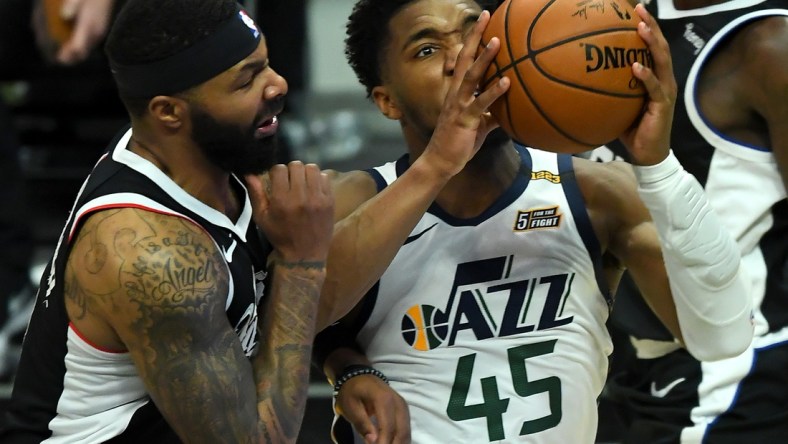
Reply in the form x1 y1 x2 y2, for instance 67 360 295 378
353 146 612 443
3 128 269 443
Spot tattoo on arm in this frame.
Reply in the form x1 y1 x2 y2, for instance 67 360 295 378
255 261 325 440
67 209 265 442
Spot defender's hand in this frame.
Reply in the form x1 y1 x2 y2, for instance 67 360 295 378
246 162 334 264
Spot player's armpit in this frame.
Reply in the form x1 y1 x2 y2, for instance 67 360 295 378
65 208 266 443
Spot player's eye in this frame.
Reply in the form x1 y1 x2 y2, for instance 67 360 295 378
415 45 437 58
240 77 255 88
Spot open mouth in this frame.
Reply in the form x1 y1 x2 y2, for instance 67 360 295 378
255 115 279 138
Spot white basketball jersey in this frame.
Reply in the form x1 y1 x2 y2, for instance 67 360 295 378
356 146 613 443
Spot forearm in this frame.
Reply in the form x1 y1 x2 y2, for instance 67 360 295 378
253 260 326 443
317 155 451 329
634 151 753 361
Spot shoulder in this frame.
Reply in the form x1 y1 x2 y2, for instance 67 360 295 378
326 169 379 221
65 206 231 350
571 156 639 210
73 206 218 249
571 157 650 244
68 207 229 310
327 169 378 190
737 15 788 59
733 17 788 102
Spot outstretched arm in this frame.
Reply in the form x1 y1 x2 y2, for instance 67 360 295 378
608 5 752 361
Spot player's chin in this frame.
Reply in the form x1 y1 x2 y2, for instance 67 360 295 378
232 156 277 176
233 139 279 175
481 127 512 150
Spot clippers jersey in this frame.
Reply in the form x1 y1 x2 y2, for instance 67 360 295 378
594 0 788 343
353 146 612 443
2 128 269 443
589 2 788 442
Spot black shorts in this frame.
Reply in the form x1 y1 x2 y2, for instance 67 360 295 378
605 340 788 444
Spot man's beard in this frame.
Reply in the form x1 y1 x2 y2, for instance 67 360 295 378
189 105 278 175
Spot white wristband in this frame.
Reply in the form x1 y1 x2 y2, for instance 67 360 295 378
632 150 682 185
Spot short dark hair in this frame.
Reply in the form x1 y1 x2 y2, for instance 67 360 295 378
345 0 413 98
345 0 500 98
105 0 239 116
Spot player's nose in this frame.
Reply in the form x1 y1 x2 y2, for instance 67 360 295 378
444 41 464 76
263 66 288 101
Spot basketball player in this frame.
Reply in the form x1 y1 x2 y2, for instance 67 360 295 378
588 0 788 442
0 0 333 441
311 0 756 442
0 0 536 440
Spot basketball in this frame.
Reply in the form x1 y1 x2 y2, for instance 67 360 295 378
481 0 652 153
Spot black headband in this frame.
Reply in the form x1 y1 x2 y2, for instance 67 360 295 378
110 5 262 98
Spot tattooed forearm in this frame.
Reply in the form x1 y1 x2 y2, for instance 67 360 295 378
267 258 326 271
254 263 325 440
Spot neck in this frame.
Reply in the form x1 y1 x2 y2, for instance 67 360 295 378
131 136 171 175
129 131 240 221
433 141 521 219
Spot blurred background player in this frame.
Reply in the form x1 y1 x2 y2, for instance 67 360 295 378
588 0 788 442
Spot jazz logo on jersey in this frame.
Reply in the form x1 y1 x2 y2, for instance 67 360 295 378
514 206 562 232
401 256 575 351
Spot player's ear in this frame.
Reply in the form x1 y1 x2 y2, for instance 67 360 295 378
371 85 402 120
147 95 188 129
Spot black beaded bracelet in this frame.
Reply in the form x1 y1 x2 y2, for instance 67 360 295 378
332 364 389 398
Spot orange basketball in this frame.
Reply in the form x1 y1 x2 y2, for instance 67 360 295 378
481 0 651 153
